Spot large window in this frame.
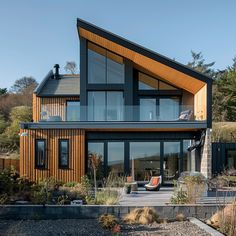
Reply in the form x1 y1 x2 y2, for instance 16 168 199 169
66 101 80 121
138 72 177 90
59 139 69 168
139 97 180 121
163 142 180 184
183 140 192 172
140 98 157 121
35 139 46 168
227 150 236 169
88 142 104 180
107 142 125 176
88 42 124 84
130 142 160 181
88 91 124 121
159 98 180 121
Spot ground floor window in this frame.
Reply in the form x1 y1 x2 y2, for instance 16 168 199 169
130 142 160 181
163 142 180 184
226 150 236 169
87 138 195 185
107 142 124 176
58 139 69 168
35 139 46 168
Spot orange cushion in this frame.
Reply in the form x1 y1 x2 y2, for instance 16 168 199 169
150 177 159 186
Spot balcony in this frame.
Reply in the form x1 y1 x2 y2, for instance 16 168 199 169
39 105 206 122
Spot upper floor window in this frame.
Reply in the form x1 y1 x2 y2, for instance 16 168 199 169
66 101 80 121
138 72 177 90
35 139 46 169
88 91 124 121
88 42 124 84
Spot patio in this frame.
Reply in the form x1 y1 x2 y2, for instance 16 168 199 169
119 187 236 206
119 187 173 206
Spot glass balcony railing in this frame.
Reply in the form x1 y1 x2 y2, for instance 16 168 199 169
39 105 206 122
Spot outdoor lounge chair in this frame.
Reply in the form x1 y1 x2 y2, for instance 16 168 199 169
178 109 193 121
144 176 162 191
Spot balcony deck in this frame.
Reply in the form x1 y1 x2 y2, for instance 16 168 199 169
21 120 207 130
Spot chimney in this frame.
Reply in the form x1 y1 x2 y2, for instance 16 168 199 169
54 64 60 79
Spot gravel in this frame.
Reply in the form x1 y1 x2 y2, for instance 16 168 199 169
0 220 211 236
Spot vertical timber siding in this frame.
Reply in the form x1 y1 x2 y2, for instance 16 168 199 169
20 129 85 182
32 94 80 122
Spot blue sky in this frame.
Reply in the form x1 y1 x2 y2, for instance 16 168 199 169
0 0 236 89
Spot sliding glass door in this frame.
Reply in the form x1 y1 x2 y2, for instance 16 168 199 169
130 142 160 181
87 139 186 185
163 142 180 184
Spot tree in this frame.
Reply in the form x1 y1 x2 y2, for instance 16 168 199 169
0 88 7 96
89 152 101 198
212 58 236 121
187 51 215 77
10 77 38 94
64 61 78 74
5 106 32 149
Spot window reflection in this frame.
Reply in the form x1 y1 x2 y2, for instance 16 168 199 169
88 142 104 180
130 142 160 181
88 91 124 121
159 98 179 121
107 142 124 176
88 42 124 84
163 142 180 184
66 101 80 121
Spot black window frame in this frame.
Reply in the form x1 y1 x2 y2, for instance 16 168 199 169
87 41 125 85
58 139 70 169
87 90 124 121
35 139 46 169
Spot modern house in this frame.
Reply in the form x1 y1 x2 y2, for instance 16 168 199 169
20 19 213 185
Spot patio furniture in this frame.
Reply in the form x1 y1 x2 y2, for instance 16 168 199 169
144 176 162 191
126 176 138 192
178 109 193 121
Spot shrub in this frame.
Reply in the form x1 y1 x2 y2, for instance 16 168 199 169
207 200 236 236
0 193 9 205
173 171 207 204
123 207 159 225
80 175 92 197
98 214 118 230
63 181 77 187
103 172 126 188
96 189 120 205
57 195 70 205
170 188 188 204
175 213 186 221
31 177 63 204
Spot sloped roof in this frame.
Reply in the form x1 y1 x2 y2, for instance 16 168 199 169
77 18 212 94
34 72 80 96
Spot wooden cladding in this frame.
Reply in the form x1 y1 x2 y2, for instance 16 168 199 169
194 85 207 121
33 94 80 122
79 28 206 94
20 129 85 182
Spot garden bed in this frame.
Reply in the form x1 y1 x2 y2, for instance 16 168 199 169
0 219 212 236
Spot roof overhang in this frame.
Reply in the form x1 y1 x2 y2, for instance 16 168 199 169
77 18 212 94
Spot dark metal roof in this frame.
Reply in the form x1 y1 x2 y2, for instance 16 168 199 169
77 18 212 84
34 73 80 96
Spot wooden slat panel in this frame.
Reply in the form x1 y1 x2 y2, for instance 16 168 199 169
33 96 80 122
79 28 206 94
194 85 207 120
20 129 85 183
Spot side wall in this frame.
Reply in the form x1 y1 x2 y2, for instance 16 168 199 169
20 129 85 182
33 94 80 122
194 85 207 121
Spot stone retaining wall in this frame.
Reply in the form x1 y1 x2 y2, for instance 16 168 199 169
0 204 220 220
